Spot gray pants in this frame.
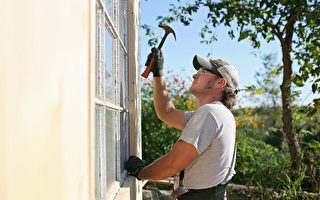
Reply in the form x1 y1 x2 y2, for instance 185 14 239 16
178 183 227 200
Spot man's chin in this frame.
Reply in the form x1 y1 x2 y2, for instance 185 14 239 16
189 87 196 95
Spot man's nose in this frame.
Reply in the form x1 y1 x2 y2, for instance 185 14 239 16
192 73 198 79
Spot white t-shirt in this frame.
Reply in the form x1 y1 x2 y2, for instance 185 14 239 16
179 101 236 189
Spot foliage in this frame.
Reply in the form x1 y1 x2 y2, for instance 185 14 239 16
294 109 320 191
233 129 290 188
276 167 309 200
232 103 320 197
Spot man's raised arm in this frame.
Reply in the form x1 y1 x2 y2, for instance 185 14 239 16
146 48 186 130
153 77 186 130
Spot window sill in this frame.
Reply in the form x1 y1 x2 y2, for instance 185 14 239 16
113 176 148 200
113 176 134 200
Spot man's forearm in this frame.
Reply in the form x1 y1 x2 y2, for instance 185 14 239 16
137 140 198 180
138 154 177 180
153 77 175 120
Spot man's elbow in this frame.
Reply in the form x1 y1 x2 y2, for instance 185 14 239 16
157 113 174 128
156 109 169 122
156 112 164 121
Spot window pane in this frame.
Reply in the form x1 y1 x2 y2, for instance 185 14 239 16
105 28 113 101
120 111 129 174
105 0 112 17
106 109 115 188
119 0 127 43
95 9 105 99
120 49 129 174
95 105 106 199
119 49 127 107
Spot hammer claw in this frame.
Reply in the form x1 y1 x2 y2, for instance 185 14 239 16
141 23 176 78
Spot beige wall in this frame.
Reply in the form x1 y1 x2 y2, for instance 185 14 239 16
0 0 95 199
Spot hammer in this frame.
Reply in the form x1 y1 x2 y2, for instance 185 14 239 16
141 24 176 78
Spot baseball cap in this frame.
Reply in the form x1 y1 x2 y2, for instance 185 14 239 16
193 55 240 92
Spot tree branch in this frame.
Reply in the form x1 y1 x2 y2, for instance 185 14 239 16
263 18 284 44
283 6 302 46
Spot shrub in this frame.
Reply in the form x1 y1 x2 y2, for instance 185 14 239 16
233 130 290 189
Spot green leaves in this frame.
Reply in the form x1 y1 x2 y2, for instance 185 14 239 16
141 24 159 47
238 29 251 41
312 82 318 93
244 85 264 95
291 75 305 87
234 130 290 188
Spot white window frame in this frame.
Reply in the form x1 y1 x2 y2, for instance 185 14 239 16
95 0 129 199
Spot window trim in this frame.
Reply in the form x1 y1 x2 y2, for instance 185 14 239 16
95 0 131 199
106 181 120 200
92 0 141 199
96 0 128 55
95 98 126 112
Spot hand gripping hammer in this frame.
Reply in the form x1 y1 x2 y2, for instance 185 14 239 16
141 24 176 78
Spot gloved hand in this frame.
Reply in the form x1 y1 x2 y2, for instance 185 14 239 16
125 156 145 180
145 48 164 77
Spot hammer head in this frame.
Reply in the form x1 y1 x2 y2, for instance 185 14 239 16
159 23 176 40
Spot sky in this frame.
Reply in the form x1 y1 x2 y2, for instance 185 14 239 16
139 0 316 107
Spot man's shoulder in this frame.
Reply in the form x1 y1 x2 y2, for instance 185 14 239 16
199 102 234 122
185 101 230 122
184 106 213 124
200 101 228 112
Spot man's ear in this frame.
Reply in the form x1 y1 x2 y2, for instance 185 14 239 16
218 78 227 88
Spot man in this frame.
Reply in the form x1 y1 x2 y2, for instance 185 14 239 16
125 48 239 200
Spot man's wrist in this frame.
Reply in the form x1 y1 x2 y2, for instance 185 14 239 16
153 70 163 77
134 167 144 180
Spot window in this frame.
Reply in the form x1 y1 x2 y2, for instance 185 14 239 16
95 0 129 199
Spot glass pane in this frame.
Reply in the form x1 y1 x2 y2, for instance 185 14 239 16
105 0 112 17
119 0 127 43
105 28 113 101
106 109 115 188
119 49 127 107
95 105 106 199
120 112 129 173
120 49 129 173
95 9 105 99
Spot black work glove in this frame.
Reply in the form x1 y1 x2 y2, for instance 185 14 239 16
145 47 164 77
125 156 145 180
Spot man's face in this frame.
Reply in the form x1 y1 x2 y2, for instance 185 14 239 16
189 68 222 95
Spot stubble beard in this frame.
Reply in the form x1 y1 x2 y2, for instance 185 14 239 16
189 85 205 97
189 85 197 95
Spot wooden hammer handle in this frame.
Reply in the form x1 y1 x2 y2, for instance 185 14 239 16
141 54 154 78
141 33 168 78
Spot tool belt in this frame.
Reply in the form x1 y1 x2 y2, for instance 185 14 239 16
171 170 188 199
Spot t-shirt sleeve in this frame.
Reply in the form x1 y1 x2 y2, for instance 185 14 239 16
184 110 196 123
179 108 217 154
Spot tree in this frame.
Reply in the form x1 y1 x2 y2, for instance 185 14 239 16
146 0 320 171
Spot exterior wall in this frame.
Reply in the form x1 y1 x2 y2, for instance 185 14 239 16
0 0 141 199
0 0 94 199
